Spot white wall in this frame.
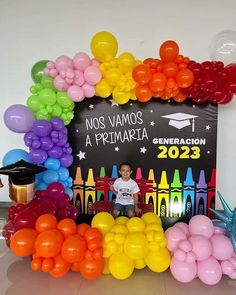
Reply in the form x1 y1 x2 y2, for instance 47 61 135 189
0 0 236 209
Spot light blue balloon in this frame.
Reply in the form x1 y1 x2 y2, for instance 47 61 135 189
44 157 60 171
36 182 47 190
65 177 73 187
2 149 30 166
65 188 73 199
58 167 69 181
42 170 59 184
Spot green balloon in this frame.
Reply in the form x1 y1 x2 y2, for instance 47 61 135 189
36 112 51 120
41 75 56 90
27 95 41 111
31 60 49 83
51 104 62 117
57 92 73 108
39 88 57 105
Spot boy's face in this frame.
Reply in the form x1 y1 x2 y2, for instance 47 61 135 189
119 165 132 180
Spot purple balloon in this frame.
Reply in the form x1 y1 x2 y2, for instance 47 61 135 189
48 146 63 158
32 120 52 137
32 140 41 149
51 118 64 130
40 136 53 150
56 136 68 146
29 149 48 164
51 130 59 138
4 104 35 133
60 154 73 167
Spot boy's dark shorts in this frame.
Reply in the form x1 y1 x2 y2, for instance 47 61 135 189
113 203 134 213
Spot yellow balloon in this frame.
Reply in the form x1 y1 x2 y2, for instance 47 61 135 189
104 232 115 243
148 241 160 252
112 88 131 105
91 31 118 62
106 240 119 256
127 217 145 232
109 253 134 280
103 258 111 274
111 224 128 235
118 52 135 73
145 248 171 272
124 232 148 260
145 223 163 233
95 79 112 98
134 259 146 269
116 216 129 225
141 213 162 225
105 68 122 87
91 212 115 235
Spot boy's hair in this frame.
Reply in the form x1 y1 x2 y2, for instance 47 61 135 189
119 162 133 171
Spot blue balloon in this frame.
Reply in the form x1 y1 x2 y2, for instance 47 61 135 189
44 157 60 171
58 167 69 181
65 188 73 199
42 170 59 184
2 149 30 166
36 182 47 190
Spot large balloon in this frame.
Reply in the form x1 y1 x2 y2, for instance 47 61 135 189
170 258 197 283
4 104 35 133
91 212 115 235
2 149 29 166
145 248 171 272
91 31 118 62
209 30 236 65
10 228 37 256
109 252 134 280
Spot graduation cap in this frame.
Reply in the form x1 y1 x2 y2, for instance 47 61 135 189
162 112 198 132
0 160 47 203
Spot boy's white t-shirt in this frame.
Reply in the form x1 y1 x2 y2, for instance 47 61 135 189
113 177 140 205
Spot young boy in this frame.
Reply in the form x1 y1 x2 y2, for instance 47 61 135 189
110 162 141 218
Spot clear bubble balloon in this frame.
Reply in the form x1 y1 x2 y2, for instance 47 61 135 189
209 30 236 65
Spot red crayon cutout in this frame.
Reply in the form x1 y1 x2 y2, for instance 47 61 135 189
207 168 216 218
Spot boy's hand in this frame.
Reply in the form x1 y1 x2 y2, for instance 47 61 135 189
109 184 114 191
134 204 142 214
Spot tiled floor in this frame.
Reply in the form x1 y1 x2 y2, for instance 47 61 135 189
1 206 236 295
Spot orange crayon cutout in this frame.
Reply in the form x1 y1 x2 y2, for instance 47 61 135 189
73 167 84 214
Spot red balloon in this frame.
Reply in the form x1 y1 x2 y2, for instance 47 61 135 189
132 64 152 85
14 208 38 231
38 199 57 215
3 221 16 247
159 40 179 62
47 182 65 199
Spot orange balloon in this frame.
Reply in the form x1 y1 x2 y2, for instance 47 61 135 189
71 261 81 272
85 250 93 261
132 64 152 85
88 238 103 251
163 62 178 78
84 227 103 243
176 69 194 88
41 258 54 272
35 229 64 258
61 234 86 263
80 258 104 280
159 40 179 62
92 248 103 261
49 254 71 278
31 257 42 271
135 85 153 102
35 214 57 233
149 73 167 92
77 223 90 237
57 218 77 238
173 91 187 102
10 228 37 257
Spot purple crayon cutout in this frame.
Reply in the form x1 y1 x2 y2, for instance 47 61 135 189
196 170 208 215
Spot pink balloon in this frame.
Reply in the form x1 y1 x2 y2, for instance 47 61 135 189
91 58 100 67
189 215 214 238
170 258 197 283
189 235 212 261
197 257 222 285
214 226 226 235
165 227 187 252
54 75 69 91
67 85 85 102
82 83 96 98
174 249 186 261
178 240 192 252
174 222 190 237
55 56 73 72
210 234 234 260
221 260 234 275
73 52 91 71
185 252 196 264
73 70 85 86
84 65 102 85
